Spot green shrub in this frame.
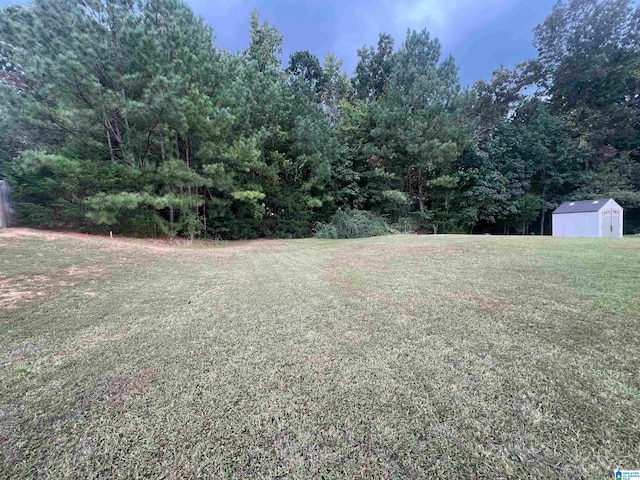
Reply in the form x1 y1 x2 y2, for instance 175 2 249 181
314 209 393 239
314 224 338 239
388 211 436 234
392 216 416 234
409 211 435 234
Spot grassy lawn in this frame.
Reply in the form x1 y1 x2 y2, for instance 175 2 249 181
1 229 639 479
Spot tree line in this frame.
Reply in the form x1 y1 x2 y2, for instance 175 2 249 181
0 0 638 238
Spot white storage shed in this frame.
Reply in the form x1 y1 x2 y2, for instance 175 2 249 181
552 198 623 238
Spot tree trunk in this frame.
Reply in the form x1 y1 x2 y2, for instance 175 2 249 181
167 180 175 236
159 129 166 163
121 87 130 130
169 206 174 236
540 209 545 236
105 122 115 163
113 117 123 159
418 169 424 212
186 138 192 213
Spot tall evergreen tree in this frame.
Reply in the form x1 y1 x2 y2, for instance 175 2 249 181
531 0 640 229
0 0 636 237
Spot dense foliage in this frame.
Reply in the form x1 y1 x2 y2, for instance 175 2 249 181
1 0 638 237
314 209 392 239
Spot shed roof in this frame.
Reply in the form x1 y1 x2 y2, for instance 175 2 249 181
553 198 615 214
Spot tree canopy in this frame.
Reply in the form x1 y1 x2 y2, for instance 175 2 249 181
1 0 638 237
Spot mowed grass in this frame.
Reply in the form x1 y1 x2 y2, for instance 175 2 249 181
0 229 639 479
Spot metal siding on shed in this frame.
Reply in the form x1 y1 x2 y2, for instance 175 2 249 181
583 212 600 237
552 212 600 237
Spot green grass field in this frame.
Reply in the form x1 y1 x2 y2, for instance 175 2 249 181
1 229 639 479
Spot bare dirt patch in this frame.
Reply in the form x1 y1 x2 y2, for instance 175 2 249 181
0 264 111 309
0 228 78 242
91 234 289 260
1 227 288 259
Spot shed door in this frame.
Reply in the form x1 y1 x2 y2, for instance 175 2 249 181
611 210 621 237
602 209 614 237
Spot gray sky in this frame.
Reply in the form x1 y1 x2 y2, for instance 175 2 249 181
0 0 558 85
187 0 557 85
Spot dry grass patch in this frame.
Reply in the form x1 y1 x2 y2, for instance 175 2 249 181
444 290 507 311
1 231 639 479
0 228 80 242
109 236 288 258
325 316 374 344
0 263 111 309
45 326 133 366
3 328 126 373
328 241 461 273
102 366 161 408
2 341 50 368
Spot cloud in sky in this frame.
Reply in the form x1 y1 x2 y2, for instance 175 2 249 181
191 0 520 53
384 0 518 40
0 0 556 85
325 0 531 81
